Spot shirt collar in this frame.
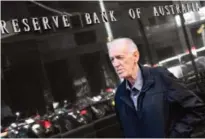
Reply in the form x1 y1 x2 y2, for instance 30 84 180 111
126 67 143 91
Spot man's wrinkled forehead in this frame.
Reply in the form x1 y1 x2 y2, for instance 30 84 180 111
107 38 128 48
108 46 128 58
107 39 129 53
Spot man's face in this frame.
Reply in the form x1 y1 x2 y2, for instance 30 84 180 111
109 45 139 79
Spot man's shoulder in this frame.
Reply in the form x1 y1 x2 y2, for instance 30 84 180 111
145 66 174 78
148 66 178 88
142 66 177 86
116 80 125 93
149 66 169 74
114 80 126 99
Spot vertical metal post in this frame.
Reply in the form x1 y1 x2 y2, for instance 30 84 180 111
137 18 154 65
178 1 199 81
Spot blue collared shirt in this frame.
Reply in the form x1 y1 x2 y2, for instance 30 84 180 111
126 68 143 110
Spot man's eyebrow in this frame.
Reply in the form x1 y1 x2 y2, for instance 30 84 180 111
116 54 124 57
111 54 124 58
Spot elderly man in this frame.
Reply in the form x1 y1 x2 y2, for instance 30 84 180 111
107 38 205 138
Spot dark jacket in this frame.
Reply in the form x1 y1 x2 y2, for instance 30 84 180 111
115 65 205 138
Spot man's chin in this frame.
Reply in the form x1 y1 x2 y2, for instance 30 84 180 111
118 74 127 79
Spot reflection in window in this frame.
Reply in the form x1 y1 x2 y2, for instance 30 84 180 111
156 46 175 61
79 52 104 96
148 17 157 26
44 59 77 103
2 61 47 116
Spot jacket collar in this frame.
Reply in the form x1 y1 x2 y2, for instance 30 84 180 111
118 64 155 110
121 64 155 94
126 67 143 92
139 64 155 92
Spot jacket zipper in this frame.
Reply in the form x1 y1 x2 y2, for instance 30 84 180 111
137 92 145 111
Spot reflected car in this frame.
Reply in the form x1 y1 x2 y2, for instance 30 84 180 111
158 56 184 78
157 47 205 78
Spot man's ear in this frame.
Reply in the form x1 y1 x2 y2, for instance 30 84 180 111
133 50 139 57
133 51 139 62
133 51 138 56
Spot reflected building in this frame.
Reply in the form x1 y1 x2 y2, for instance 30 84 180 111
1 1 205 137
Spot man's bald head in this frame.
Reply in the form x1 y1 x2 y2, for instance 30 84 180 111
107 38 138 54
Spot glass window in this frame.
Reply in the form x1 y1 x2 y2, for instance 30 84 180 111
1 1 120 137
181 1 205 99
1 1 205 138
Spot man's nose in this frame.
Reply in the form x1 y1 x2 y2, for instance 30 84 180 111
113 59 120 67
